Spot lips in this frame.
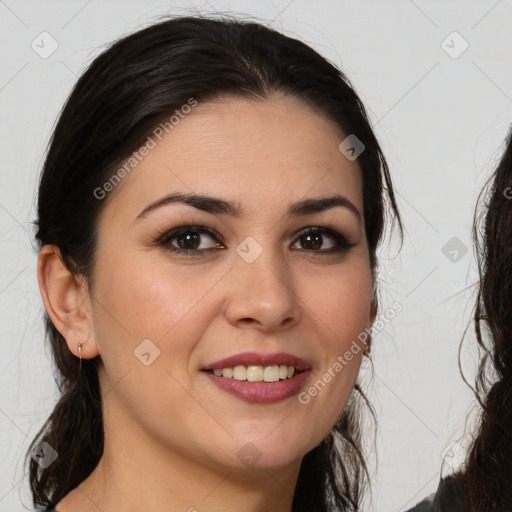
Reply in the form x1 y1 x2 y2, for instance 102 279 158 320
203 369 311 403
201 351 311 372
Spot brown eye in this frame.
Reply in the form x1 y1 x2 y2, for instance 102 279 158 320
298 232 325 250
155 225 354 256
158 226 224 255
175 231 201 250
293 227 354 253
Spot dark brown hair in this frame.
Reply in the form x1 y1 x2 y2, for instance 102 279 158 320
26 15 402 511
458 129 512 509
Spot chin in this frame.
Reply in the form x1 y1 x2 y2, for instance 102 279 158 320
211 436 312 472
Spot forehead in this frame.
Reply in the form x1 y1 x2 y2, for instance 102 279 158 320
103 94 364 217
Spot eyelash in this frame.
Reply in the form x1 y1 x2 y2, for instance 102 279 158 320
153 225 355 256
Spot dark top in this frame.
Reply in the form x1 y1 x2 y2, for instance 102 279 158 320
34 503 55 511
406 475 468 512
37 479 467 512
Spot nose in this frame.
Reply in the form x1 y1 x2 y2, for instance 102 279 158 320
222 244 301 332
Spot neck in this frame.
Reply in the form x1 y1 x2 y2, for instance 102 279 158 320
56 408 301 512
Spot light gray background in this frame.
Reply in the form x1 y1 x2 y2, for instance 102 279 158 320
1 1 511 511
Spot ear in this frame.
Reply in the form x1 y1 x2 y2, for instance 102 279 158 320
369 296 377 327
37 245 99 359
363 296 377 355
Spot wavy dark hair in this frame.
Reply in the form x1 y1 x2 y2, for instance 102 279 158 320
26 14 403 511
455 129 512 510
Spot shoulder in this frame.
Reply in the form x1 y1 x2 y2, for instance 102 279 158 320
405 475 468 512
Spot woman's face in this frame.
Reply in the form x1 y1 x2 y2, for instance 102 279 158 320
88 94 375 473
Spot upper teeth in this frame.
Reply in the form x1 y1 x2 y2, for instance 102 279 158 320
212 365 295 382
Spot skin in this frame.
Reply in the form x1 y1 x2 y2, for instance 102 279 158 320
38 93 376 512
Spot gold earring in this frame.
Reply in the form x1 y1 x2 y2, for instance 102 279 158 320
78 343 83 360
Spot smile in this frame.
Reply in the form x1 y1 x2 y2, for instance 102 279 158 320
205 364 297 382
202 367 310 404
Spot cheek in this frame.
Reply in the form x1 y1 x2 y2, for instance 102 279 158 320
90 251 215 414
296 264 372 424
90 249 231 387
302 262 374 343
94 249 222 337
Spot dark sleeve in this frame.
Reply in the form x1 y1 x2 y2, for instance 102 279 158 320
405 493 435 512
405 475 468 512
432 476 468 511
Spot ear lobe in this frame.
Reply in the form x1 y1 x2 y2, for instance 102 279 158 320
37 245 99 359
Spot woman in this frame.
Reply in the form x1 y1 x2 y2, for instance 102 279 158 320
407 130 512 511
26 15 402 512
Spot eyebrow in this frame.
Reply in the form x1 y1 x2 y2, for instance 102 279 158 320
135 192 361 221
